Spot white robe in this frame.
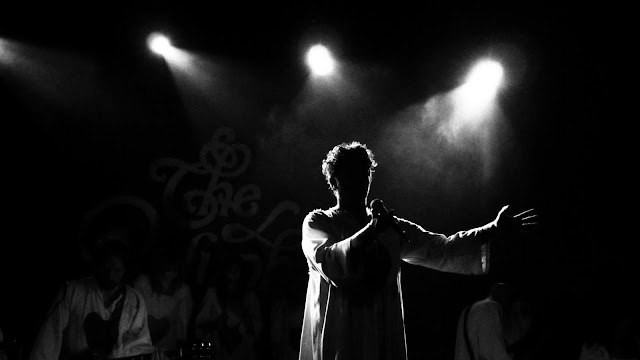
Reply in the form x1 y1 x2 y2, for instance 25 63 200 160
454 298 511 360
193 287 263 360
133 274 192 351
299 207 493 360
29 277 153 360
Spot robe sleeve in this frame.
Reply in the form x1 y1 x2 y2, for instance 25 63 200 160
28 283 71 360
194 287 222 340
399 217 496 274
176 284 193 343
301 210 381 287
475 302 512 360
119 289 153 356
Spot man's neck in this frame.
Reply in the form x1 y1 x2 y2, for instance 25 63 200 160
100 284 123 307
336 198 368 220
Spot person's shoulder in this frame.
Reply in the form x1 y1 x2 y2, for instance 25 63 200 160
472 298 501 313
59 277 99 301
124 283 147 303
304 207 334 224
474 297 495 305
305 208 328 218
176 282 191 299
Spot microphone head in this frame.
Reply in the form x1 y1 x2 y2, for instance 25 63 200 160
370 198 385 216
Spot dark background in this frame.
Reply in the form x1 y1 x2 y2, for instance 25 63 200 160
0 2 632 359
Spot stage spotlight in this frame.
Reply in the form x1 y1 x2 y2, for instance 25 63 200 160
447 59 505 128
455 59 504 114
147 33 173 57
306 44 335 77
465 59 503 97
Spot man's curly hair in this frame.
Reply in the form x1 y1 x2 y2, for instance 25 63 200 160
322 141 377 192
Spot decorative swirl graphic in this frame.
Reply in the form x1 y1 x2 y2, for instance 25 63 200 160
197 127 252 178
221 201 300 249
146 126 302 290
82 126 302 296
149 127 257 229
220 201 301 289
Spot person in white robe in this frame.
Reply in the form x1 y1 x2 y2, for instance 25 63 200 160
133 247 192 356
29 240 153 360
193 253 263 360
454 282 534 360
299 141 537 360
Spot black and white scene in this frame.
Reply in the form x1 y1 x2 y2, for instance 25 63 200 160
0 3 633 360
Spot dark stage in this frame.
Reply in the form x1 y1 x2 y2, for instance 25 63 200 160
0 3 632 360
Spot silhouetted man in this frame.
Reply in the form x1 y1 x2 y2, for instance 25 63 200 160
298 141 537 360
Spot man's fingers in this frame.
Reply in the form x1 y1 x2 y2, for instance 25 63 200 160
514 208 536 218
519 222 539 233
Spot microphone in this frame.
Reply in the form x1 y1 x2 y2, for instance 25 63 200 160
370 199 409 242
